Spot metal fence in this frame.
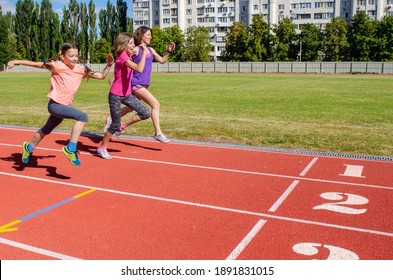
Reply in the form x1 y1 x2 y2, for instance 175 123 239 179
154 61 393 74
3 61 393 74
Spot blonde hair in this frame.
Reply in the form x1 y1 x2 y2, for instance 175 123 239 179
113 32 134 54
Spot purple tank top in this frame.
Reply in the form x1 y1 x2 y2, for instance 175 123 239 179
132 46 153 86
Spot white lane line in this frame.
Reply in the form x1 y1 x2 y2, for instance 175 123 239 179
1 143 392 191
268 180 300 212
226 219 266 260
0 237 80 260
1 171 393 238
299 157 319 176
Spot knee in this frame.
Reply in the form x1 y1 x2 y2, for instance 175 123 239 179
108 121 121 134
77 112 88 123
139 110 151 120
152 101 160 110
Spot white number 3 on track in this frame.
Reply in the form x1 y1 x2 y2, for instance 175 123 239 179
293 242 359 260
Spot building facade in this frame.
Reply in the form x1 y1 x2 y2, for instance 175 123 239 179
132 0 393 60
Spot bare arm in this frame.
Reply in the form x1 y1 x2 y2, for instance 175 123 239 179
7 60 45 69
124 44 148 73
153 42 175 64
89 54 114 80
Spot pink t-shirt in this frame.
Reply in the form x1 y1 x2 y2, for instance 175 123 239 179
47 61 86 105
110 52 133 96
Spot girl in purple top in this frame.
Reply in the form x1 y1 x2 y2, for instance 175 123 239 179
97 32 151 159
107 26 175 143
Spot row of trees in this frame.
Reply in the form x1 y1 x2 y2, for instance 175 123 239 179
0 0 132 64
222 13 393 62
1 0 393 64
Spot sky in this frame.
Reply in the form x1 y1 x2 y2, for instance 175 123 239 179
0 0 133 18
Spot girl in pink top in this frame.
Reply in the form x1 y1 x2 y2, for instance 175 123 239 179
96 32 151 159
7 43 114 166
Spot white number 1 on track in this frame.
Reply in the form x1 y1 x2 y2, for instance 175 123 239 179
340 164 365 178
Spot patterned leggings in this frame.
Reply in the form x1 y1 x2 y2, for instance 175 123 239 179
107 92 151 134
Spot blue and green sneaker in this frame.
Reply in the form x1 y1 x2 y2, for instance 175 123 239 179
22 142 32 164
62 146 81 166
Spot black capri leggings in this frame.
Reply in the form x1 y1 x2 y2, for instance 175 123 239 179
41 99 88 135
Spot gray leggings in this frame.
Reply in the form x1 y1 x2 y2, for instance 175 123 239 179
41 99 88 135
107 92 151 134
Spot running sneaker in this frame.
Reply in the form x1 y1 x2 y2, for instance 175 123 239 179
154 133 170 143
103 117 112 133
22 142 32 164
62 146 81 166
97 147 112 159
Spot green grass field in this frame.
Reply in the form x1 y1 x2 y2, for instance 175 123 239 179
1 72 392 157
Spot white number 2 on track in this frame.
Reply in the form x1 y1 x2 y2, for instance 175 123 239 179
313 192 368 214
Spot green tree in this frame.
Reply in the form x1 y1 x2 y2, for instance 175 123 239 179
246 14 271 61
99 0 117 46
68 0 80 46
0 10 12 64
92 38 112 63
162 25 184 62
348 12 377 61
30 2 40 61
88 0 97 63
79 2 88 62
15 0 35 60
50 12 62 59
372 16 393 61
39 0 52 60
321 17 349 61
298 23 322 61
182 26 211 62
116 0 128 32
150 25 184 62
221 22 249 61
272 17 297 61
61 8 71 43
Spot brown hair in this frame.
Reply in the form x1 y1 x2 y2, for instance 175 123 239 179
43 42 79 70
134 26 152 46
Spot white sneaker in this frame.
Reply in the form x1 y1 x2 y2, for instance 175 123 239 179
154 133 170 143
103 117 112 133
97 147 112 159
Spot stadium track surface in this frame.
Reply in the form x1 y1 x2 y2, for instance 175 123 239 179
0 125 392 260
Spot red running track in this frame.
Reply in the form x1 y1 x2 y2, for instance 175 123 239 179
0 126 392 260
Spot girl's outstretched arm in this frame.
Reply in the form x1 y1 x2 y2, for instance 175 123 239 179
7 60 45 69
89 54 114 80
153 42 175 64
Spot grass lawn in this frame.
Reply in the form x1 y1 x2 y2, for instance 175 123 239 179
0 72 392 157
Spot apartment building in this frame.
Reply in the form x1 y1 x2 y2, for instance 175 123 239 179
132 0 393 60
